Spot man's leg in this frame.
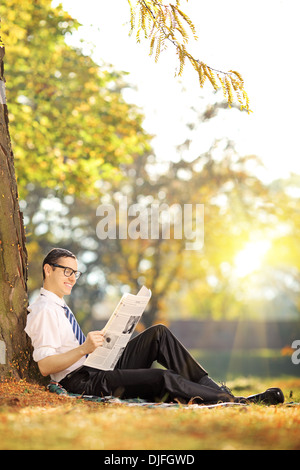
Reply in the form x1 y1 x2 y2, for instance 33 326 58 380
116 324 208 383
59 324 284 404
60 324 235 403
86 366 236 403
115 323 229 397
60 364 284 405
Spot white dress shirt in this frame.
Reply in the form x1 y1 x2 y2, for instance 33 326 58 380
25 287 86 382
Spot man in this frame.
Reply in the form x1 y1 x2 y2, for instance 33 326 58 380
25 248 285 405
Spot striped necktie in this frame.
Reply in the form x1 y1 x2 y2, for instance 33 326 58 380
63 305 86 346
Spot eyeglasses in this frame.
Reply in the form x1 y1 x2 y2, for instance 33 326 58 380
50 263 82 280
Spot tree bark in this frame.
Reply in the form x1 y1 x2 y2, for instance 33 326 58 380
0 44 33 379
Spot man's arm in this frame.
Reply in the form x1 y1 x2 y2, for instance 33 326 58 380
38 330 105 377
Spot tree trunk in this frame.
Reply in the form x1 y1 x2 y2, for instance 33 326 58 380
0 44 33 379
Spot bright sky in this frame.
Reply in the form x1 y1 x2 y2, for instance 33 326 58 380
53 0 300 182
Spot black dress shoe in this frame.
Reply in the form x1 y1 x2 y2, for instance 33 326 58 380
244 388 285 405
199 377 285 405
219 385 285 405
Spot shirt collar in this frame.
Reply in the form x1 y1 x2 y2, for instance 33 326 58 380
40 287 66 308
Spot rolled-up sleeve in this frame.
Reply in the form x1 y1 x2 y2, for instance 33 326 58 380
25 308 62 363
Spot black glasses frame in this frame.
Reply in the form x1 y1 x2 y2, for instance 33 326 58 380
50 263 82 280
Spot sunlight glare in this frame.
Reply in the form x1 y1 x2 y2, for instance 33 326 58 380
234 240 271 278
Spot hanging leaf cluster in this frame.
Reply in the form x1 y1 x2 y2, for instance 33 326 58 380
128 0 251 112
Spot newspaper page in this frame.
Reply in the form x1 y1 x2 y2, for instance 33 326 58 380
84 286 151 370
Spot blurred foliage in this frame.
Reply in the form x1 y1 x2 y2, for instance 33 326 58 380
0 0 151 199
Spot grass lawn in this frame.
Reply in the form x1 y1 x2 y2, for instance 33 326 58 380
0 376 299 450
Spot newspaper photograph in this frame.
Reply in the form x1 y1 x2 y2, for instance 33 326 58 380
84 286 151 370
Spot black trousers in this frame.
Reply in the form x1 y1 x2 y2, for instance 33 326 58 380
60 324 230 404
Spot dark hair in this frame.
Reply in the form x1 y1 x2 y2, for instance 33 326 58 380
42 248 76 280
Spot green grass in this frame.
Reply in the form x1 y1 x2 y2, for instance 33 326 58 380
192 349 298 379
0 376 299 450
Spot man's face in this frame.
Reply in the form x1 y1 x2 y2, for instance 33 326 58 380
43 256 78 298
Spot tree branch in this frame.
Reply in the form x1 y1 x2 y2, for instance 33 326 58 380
129 0 251 112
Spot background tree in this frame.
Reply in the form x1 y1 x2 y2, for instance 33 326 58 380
19 96 300 332
85 102 276 327
0 0 151 199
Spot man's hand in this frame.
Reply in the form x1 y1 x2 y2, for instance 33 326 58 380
81 330 105 355
38 330 105 377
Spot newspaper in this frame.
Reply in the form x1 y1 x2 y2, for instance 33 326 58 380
84 286 151 370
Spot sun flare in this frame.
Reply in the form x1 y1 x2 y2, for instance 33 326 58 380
234 240 271 278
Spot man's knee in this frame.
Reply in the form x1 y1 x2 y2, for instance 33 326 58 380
147 323 169 336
